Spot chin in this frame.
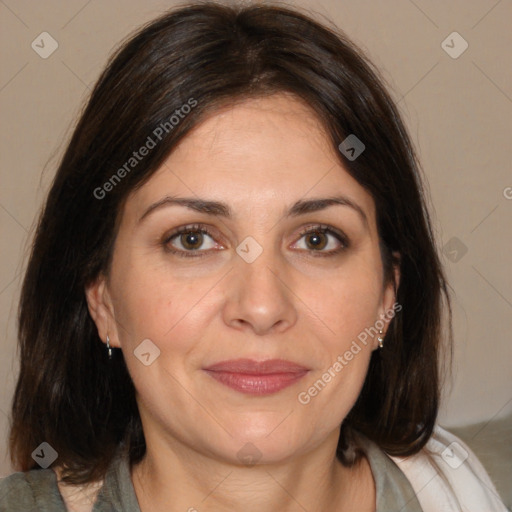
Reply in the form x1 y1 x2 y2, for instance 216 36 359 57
211 422 304 465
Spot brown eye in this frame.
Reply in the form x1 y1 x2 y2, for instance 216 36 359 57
163 224 220 258
292 225 349 256
305 231 328 250
179 231 204 250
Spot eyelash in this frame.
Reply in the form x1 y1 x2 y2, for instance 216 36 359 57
162 223 349 259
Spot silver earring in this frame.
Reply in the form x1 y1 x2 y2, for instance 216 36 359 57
106 334 112 359
377 330 384 349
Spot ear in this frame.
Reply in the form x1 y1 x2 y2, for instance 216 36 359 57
84 274 120 349
375 252 401 349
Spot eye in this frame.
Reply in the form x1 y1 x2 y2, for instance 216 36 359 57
163 224 222 257
292 224 348 256
162 223 349 259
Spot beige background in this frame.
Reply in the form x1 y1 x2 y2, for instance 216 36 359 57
1 0 511 478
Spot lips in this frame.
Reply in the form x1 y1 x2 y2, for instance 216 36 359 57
204 358 309 374
203 358 310 395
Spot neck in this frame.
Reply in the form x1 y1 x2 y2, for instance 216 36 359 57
131 429 375 512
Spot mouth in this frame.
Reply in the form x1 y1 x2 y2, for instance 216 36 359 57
202 358 310 396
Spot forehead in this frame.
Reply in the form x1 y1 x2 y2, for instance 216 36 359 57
124 94 376 226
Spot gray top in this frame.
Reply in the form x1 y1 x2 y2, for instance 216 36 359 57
0 436 423 511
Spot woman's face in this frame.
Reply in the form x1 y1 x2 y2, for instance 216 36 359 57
87 93 398 465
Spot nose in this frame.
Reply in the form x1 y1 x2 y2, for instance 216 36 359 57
222 245 298 336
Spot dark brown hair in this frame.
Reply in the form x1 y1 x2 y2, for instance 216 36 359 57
10 0 452 484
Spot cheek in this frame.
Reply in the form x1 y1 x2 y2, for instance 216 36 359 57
294 262 382 416
110 258 217 356
306 260 383 345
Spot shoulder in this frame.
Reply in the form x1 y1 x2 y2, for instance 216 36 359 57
0 471 40 510
389 425 508 512
0 468 66 511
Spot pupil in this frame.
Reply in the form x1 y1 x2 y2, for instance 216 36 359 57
182 231 202 249
307 232 326 250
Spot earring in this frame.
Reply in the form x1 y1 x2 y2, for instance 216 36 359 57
377 329 384 349
106 334 112 359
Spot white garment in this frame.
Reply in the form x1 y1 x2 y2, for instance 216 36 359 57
390 425 508 512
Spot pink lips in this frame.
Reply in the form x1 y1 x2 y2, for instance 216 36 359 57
203 358 310 395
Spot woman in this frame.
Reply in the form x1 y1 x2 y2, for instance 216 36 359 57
1 2 506 511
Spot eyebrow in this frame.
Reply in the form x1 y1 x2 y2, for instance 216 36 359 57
138 195 368 227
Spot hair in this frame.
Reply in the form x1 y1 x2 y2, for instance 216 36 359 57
10 0 452 484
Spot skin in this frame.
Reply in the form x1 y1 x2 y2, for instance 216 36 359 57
85 93 400 512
